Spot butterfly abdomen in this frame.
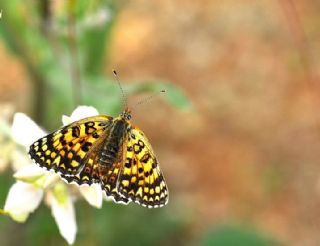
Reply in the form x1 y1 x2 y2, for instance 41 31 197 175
99 119 128 167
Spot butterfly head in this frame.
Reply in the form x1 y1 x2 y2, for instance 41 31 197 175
120 108 132 121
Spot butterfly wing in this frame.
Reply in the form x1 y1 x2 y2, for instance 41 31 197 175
29 115 113 184
117 127 169 208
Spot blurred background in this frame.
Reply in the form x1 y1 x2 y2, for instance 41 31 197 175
0 0 320 245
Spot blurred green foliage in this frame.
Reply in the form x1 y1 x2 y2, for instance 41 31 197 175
198 224 282 246
17 201 190 246
0 0 190 130
0 0 192 245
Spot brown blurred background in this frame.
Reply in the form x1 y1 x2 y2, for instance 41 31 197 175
1 0 320 245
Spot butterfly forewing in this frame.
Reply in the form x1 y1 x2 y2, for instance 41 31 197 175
118 127 169 208
29 115 113 182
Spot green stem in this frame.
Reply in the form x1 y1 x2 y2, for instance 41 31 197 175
68 0 82 106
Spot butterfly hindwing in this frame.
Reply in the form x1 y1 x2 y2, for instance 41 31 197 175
118 127 169 208
100 151 130 204
29 115 113 183
95 122 130 204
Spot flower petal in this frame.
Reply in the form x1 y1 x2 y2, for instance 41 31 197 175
11 149 33 171
4 181 43 222
42 173 61 189
11 113 46 146
62 115 73 126
13 164 47 184
79 184 103 208
46 184 77 245
62 106 99 125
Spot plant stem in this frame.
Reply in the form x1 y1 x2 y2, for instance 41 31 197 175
68 0 82 106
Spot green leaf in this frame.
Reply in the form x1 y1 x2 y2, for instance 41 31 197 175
163 83 192 110
126 81 192 111
82 76 122 115
82 76 191 116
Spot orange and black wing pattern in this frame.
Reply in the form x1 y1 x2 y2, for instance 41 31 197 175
117 127 169 208
29 115 168 208
29 115 113 185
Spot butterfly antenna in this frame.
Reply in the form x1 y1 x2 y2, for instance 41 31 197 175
113 70 128 109
131 89 166 111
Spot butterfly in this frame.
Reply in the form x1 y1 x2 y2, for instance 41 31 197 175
28 108 169 208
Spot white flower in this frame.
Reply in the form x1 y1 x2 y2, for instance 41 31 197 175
2 112 47 222
13 164 47 183
11 112 46 147
4 181 43 222
4 111 77 244
62 105 99 125
0 104 18 172
46 183 77 245
3 106 103 245
79 183 103 208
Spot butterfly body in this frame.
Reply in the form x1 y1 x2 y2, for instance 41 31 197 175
29 109 169 208
99 116 129 169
